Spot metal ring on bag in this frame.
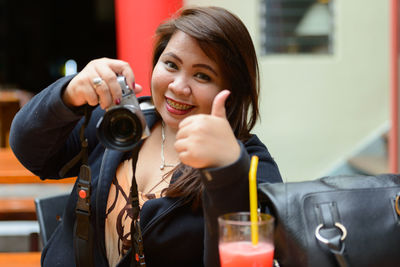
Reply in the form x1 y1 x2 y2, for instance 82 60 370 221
315 222 347 245
395 195 400 216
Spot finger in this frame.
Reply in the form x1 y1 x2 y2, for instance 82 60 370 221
178 114 206 132
106 58 135 89
177 115 194 133
97 58 141 99
85 70 103 106
93 80 113 109
85 83 100 107
176 115 206 141
87 67 112 108
94 65 121 104
175 123 193 142
121 68 135 91
178 149 209 169
177 150 190 166
211 90 230 118
174 139 188 154
133 83 143 95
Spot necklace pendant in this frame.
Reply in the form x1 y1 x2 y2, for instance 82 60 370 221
160 164 164 170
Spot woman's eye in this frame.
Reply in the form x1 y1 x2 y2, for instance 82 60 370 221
195 73 211 82
165 61 177 69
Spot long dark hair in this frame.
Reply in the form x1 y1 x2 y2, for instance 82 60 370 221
152 6 260 207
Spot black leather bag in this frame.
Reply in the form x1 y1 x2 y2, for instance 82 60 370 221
258 174 400 267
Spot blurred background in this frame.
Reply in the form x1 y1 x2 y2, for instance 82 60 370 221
0 0 117 94
0 0 393 181
0 0 396 258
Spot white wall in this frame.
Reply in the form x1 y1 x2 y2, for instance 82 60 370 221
184 0 390 181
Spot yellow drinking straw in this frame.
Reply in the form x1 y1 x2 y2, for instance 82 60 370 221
249 155 259 246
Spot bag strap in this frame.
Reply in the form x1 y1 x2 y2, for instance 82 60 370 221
60 107 94 267
315 203 350 267
130 147 146 267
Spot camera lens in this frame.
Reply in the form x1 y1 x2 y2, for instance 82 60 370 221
110 114 135 142
96 107 143 151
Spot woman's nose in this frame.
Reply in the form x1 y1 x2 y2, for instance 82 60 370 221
168 75 191 96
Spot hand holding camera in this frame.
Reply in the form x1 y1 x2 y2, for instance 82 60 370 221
62 58 149 151
62 58 140 109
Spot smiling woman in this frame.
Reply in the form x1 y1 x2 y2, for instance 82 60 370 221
9 6 282 267
151 30 223 129
152 7 262 141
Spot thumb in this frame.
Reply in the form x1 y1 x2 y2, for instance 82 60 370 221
211 90 230 118
133 82 143 95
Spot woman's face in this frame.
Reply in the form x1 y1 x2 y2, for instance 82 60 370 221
151 30 224 131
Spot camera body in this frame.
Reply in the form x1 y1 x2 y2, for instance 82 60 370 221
96 76 150 151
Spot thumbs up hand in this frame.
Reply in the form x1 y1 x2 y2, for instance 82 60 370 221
175 90 241 169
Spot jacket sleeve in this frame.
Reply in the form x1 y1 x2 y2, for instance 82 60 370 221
9 75 101 179
200 135 282 267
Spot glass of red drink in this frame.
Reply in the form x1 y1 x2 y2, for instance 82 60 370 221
218 212 275 267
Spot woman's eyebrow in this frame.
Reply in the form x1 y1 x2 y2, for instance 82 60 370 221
163 52 182 63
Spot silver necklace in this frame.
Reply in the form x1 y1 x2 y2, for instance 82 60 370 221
160 121 177 170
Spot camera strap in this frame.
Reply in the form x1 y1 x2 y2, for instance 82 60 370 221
130 147 146 267
74 107 94 267
60 107 94 267
59 106 146 267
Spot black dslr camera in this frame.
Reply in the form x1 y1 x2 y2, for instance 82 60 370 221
96 76 150 151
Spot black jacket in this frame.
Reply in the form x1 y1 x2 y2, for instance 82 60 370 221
9 76 282 267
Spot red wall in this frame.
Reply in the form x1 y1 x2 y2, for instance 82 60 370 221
114 0 183 96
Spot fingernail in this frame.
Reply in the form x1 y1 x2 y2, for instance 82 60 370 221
115 98 121 105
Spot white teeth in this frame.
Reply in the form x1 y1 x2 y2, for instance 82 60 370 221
167 99 193 111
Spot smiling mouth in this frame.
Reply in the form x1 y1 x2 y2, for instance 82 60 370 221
166 98 194 111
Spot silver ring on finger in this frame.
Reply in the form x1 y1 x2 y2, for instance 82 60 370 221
93 77 103 88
